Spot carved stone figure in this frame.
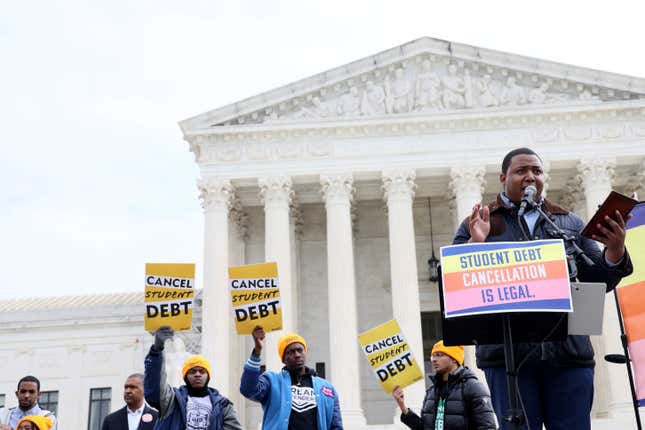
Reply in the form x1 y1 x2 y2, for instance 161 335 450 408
441 64 466 109
579 89 600 101
385 68 413 113
301 96 334 118
500 77 527 106
528 82 550 104
414 60 442 111
477 74 499 107
338 86 362 117
361 81 386 115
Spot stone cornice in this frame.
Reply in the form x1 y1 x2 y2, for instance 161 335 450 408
184 100 645 159
179 37 645 131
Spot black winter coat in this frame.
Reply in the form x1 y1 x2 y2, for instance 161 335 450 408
400 367 497 430
453 196 633 368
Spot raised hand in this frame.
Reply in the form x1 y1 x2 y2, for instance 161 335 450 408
592 210 631 263
252 325 265 356
468 203 490 243
154 325 174 351
391 385 408 414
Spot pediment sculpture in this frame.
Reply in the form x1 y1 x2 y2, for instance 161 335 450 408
268 59 603 123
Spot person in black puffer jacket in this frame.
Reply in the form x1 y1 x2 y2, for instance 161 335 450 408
393 341 497 430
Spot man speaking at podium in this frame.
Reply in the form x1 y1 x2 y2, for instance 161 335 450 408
452 148 633 430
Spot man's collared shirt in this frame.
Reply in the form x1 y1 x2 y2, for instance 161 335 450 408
127 404 145 430
9 404 42 427
499 192 542 235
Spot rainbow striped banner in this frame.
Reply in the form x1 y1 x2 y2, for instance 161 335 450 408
440 239 571 318
616 203 645 407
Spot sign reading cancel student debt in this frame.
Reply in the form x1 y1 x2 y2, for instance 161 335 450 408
358 319 423 393
229 262 282 334
145 263 195 331
441 239 572 317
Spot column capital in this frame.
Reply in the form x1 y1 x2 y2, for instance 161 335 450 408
198 177 235 212
382 169 416 203
560 175 583 212
447 165 486 199
258 175 294 209
320 173 354 208
576 158 616 190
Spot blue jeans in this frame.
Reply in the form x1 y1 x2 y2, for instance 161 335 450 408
484 363 594 430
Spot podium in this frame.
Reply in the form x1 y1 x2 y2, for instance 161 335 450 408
439 281 607 346
438 267 607 429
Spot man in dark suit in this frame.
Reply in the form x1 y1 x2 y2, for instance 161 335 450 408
102 373 158 430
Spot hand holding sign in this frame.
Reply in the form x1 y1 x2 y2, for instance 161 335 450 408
252 325 265 355
154 325 174 351
391 385 409 415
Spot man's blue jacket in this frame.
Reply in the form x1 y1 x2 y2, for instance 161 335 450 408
240 353 343 430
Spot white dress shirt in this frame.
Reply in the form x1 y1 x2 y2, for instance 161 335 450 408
127 404 145 430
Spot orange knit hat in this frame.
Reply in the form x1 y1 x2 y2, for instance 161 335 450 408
181 355 212 379
16 416 53 430
277 332 307 360
431 340 465 365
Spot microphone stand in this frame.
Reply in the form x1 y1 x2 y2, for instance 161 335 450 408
531 203 595 277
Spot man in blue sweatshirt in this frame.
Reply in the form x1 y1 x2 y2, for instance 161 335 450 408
240 326 343 430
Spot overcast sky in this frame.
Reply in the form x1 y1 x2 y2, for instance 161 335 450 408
1 0 643 299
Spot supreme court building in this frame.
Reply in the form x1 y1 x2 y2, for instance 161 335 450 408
2 37 645 429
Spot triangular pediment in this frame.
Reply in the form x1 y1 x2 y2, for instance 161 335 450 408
180 37 645 132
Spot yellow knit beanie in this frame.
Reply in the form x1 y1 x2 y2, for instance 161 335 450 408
431 340 465 365
16 416 53 430
181 355 212 379
277 332 307 360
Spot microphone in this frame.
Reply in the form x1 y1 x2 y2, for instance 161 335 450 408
517 185 537 216
604 354 627 364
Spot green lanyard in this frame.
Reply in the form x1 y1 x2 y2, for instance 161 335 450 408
435 398 445 430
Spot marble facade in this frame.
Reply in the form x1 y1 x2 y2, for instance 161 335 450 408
2 37 645 429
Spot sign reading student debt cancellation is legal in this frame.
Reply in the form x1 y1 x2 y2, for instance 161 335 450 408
440 239 571 318
145 263 195 331
358 320 423 393
229 262 282 334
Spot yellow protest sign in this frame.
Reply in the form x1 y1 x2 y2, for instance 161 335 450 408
145 263 195 332
229 262 282 334
358 319 424 393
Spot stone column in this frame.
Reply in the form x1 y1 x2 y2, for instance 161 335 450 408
228 198 248 424
448 166 486 372
321 174 367 429
577 158 633 419
382 169 426 413
198 177 234 397
259 176 296 371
